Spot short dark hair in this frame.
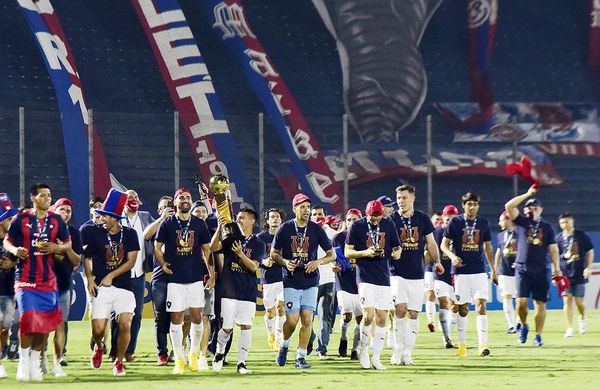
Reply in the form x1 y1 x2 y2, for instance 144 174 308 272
432 211 442 217
311 204 325 211
395 184 416 194
461 192 480 205
263 208 285 230
558 212 573 220
89 196 104 208
239 207 258 221
30 183 50 197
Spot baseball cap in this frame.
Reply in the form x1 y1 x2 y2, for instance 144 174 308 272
53 198 73 209
292 193 310 208
325 215 341 226
376 195 395 208
365 200 384 217
191 200 206 213
347 208 363 218
524 198 542 207
442 204 459 216
174 188 192 200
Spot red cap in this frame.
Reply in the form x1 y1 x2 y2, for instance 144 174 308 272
292 193 310 208
53 198 73 209
365 200 384 217
500 210 510 219
442 204 459 216
553 275 571 298
346 208 363 218
325 215 341 225
174 188 192 200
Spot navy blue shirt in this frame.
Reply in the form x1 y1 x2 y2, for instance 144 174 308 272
220 235 265 302
0 245 15 296
346 217 401 287
333 231 358 294
156 215 211 284
272 219 332 289
389 210 434 279
432 227 452 285
83 224 140 291
257 230 283 284
513 215 555 275
497 229 519 277
557 229 593 285
443 215 491 275
54 224 82 291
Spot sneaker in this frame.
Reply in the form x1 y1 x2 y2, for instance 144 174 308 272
478 345 490 357
359 349 370 369
172 358 185 375
157 353 169 366
268 333 275 351
506 327 517 334
533 334 543 347
41 354 48 375
168 350 175 362
30 359 43 382
188 352 198 372
198 354 209 371
59 358 68 367
401 353 415 366
273 340 280 352
237 362 252 375
371 357 386 370
456 343 467 357
112 360 126 376
427 322 435 332
390 350 402 365
91 344 103 369
445 339 455 349
516 322 522 332
350 350 359 360
519 323 529 344
276 346 288 367
338 339 348 357
16 359 31 381
53 363 67 377
578 319 587 334
212 353 224 373
564 327 574 338
7 343 18 360
223 357 230 367
295 357 311 369
0 365 7 379
316 350 328 360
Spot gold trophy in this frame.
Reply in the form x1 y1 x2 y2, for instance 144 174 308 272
209 174 244 251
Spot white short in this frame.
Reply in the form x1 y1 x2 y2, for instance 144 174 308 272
221 298 256 328
91 286 135 320
498 275 517 298
336 290 362 317
454 273 489 305
358 283 392 311
424 271 435 291
167 281 205 312
262 281 284 310
391 276 425 312
434 280 455 301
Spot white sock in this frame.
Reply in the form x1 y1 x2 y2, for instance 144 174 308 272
238 329 252 364
30 349 41 371
372 326 386 359
19 346 31 363
457 315 468 344
450 311 458 333
296 347 307 360
394 316 406 352
360 323 372 349
169 323 185 361
439 309 451 341
477 315 488 346
190 322 203 354
404 318 419 355
216 329 232 355
341 320 350 340
352 324 361 352
264 315 274 335
425 301 436 323
281 337 291 348
503 298 515 328
277 316 285 342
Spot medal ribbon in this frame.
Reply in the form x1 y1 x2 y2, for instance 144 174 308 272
400 214 413 241
107 228 123 260
464 216 478 243
176 216 191 243
367 222 381 249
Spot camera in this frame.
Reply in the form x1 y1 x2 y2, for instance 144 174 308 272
193 174 204 186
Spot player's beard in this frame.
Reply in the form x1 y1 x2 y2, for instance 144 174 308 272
178 202 191 214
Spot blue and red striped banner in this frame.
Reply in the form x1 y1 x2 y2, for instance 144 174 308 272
16 0 112 226
201 0 345 215
131 0 251 206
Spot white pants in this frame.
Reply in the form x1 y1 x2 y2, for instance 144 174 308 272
221 298 256 328
498 275 517 297
262 281 284 310
391 276 425 312
454 273 488 305
91 286 135 320
167 281 205 312
337 290 362 317
358 283 392 311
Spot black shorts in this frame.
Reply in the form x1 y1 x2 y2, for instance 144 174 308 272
515 270 549 303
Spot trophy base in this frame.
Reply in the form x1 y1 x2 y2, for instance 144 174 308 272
221 222 245 252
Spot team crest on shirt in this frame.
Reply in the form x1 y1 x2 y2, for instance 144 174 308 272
176 230 195 255
104 243 125 270
286 302 293 309
366 232 386 251
291 236 310 259
461 229 481 251
527 228 544 246
400 227 419 250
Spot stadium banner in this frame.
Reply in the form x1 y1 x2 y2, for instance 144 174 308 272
17 0 112 226
436 103 600 143
589 0 600 95
201 0 344 215
131 0 251 205
536 143 600 157
266 144 563 200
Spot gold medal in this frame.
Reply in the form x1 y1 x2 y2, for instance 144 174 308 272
35 240 45 249
179 239 188 247
503 248 510 256
564 251 572 260
533 238 541 245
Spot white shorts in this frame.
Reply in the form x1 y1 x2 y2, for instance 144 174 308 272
167 281 205 312
358 283 392 311
391 276 424 312
91 286 135 320
221 298 256 328
454 273 489 305
434 280 455 301
262 282 284 310
498 275 517 298
424 271 435 291
336 290 362 317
